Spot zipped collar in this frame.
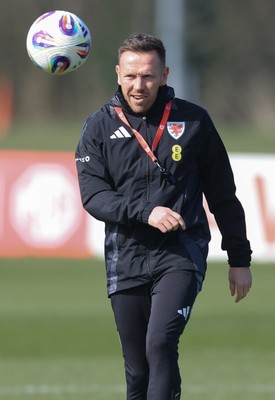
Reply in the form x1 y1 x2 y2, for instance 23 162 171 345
110 85 175 118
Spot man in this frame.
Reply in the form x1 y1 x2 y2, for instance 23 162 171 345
75 33 252 400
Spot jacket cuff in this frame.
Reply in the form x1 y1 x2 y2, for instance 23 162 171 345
227 249 252 267
140 203 156 224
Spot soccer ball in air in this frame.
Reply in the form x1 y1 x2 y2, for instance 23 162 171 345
26 10 91 75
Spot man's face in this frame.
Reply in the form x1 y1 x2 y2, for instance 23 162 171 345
116 50 169 114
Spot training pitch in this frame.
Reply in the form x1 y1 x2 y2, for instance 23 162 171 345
0 258 274 400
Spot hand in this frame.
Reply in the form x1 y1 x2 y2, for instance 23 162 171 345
228 267 252 303
148 206 186 233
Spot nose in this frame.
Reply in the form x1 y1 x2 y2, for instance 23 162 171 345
133 76 145 91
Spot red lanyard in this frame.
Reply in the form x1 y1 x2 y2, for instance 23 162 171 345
114 100 172 164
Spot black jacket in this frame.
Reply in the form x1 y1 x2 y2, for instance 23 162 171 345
75 85 252 295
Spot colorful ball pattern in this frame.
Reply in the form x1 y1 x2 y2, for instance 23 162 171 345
26 10 91 75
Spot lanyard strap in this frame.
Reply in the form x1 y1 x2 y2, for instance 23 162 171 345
114 100 172 164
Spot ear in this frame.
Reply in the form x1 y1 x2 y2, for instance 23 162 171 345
162 66 169 85
115 65 121 85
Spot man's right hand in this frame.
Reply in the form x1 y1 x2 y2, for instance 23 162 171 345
148 206 186 233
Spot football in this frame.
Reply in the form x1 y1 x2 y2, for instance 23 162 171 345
26 10 91 75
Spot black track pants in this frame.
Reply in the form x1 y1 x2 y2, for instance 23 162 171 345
110 269 199 400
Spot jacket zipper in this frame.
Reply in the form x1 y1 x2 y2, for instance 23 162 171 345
143 116 152 278
142 116 150 202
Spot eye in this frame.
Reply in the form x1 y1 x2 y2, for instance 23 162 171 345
143 74 155 80
125 74 135 80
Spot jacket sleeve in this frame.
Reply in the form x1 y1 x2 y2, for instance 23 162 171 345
198 112 252 267
75 115 152 227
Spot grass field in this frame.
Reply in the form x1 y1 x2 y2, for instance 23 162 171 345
0 258 274 400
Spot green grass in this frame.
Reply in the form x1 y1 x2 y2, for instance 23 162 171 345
0 258 274 399
0 121 82 151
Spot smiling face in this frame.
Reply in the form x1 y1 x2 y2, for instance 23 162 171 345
116 50 169 114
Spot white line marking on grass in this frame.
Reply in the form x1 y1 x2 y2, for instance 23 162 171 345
0 384 125 396
0 383 275 396
187 384 275 394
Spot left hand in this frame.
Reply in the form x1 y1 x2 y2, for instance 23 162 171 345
228 267 252 303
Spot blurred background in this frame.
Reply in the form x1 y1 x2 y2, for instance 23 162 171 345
0 1 274 400
0 0 274 259
1 0 275 136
